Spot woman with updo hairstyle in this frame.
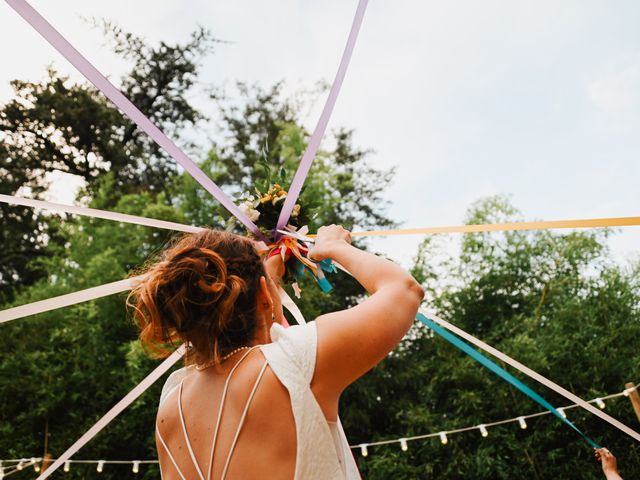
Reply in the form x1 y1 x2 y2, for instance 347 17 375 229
129 225 424 480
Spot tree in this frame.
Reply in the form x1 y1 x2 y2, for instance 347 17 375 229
345 196 640 479
0 23 217 300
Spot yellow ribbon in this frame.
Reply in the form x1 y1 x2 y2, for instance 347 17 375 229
308 216 640 238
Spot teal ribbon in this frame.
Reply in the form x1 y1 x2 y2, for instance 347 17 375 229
416 313 600 449
291 258 335 293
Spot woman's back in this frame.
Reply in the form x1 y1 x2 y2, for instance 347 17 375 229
157 349 297 480
157 322 359 480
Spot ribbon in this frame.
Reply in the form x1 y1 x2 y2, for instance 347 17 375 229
276 0 369 230
417 313 600 448
0 194 201 234
348 216 640 238
4 192 636 239
0 277 141 324
421 308 640 443
278 285 306 325
268 229 336 293
34 345 185 480
5 0 261 238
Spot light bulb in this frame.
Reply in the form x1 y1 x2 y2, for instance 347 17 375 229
64 460 71 472
479 425 488 437
623 388 631 397
16 460 24 471
97 460 105 473
400 439 408 451
132 461 140 474
595 398 605 409
360 444 368 457
518 417 527 429
558 408 567 419
439 432 448 445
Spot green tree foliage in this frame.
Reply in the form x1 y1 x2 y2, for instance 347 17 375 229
0 24 217 299
345 196 640 479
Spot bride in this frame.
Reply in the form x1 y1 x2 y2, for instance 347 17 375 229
129 225 424 479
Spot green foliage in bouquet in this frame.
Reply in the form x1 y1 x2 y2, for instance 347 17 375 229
236 154 317 241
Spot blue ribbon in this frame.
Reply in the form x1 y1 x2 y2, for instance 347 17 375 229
416 313 600 449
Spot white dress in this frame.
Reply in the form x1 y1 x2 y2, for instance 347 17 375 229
159 321 361 480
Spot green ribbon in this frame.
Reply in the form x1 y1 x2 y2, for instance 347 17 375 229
417 313 600 449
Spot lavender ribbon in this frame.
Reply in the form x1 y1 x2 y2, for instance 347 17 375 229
276 0 369 231
5 0 261 237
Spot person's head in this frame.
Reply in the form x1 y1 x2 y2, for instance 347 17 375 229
128 229 280 366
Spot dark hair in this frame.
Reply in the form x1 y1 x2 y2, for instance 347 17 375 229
128 229 265 366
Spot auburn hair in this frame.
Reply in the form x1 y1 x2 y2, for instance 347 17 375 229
128 229 265 366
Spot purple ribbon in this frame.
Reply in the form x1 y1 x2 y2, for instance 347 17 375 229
276 0 369 231
5 0 261 237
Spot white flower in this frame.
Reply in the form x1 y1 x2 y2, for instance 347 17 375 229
239 201 261 222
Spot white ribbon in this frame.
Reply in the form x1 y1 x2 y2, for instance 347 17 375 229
35 346 185 480
278 285 306 325
421 308 640 443
0 194 201 234
0 277 142 324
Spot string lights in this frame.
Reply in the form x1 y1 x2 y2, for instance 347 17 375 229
349 385 637 456
518 416 528 429
0 458 157 476
360 445 368 457
2 385 636 468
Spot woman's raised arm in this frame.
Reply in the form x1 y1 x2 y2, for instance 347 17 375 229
309 225 424 415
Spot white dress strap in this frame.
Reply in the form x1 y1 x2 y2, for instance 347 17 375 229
178 380 206 480
156 425 188 480
220 360 269 479
205 346 260 480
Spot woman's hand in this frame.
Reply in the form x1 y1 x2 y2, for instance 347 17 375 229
308 225 351 262
264 253 286 283
595 448 622 480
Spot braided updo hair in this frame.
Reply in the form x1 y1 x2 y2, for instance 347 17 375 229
128 229 266 366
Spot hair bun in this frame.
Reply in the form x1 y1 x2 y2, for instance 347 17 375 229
129 229 264 366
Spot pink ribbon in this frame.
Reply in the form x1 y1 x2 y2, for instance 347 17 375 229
5 0 261 237
0 194 202 234
276 0 369 230
0 277 140 324
35 346 186 480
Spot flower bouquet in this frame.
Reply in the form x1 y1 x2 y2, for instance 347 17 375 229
236 164 336 296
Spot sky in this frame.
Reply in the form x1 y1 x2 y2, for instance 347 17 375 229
1 0 639 267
